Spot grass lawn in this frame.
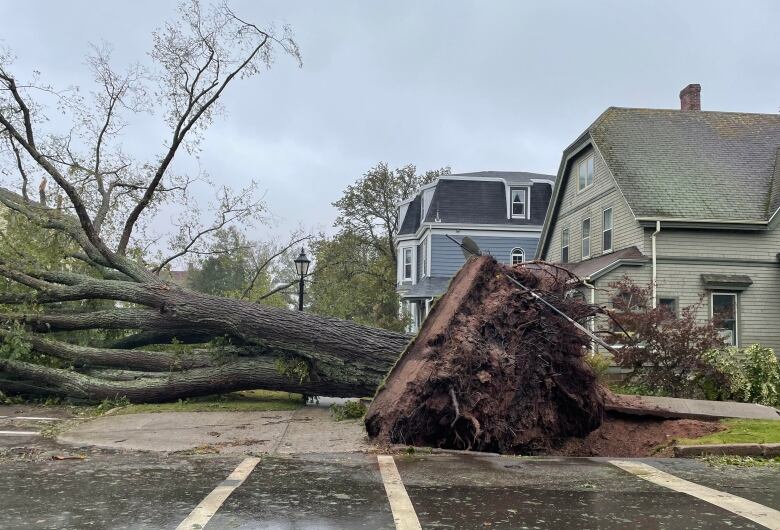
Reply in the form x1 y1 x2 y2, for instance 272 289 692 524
113 390 304 415
677 418 780 445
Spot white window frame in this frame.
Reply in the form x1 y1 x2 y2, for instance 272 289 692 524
510 247 525 265
510 186 530 219
711 292 738 347
420 238 428 278
561 228 570 263
577 155 595 192
602 207 613 253
402 247 413 282
581 217 591 259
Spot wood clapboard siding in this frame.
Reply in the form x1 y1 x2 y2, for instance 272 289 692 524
593 262 780 353
645 227 780 262
430 234 539 277
545 145 643 262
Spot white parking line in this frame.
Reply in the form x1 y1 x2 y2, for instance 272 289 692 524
176 456 260 530
377 455 422 530
609 460 780 530
0 431 39 436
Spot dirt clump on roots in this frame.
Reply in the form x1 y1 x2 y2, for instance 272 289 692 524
551 413 726 457
365 256 605 454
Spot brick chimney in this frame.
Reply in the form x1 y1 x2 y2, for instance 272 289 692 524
679 83 701 111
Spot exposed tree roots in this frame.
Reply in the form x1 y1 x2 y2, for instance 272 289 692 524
365 256 605 454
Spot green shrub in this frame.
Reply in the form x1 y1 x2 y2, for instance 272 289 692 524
330 400 367 421
699 345 780 407
584 351 611 382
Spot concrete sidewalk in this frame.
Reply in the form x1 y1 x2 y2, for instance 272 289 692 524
607 394 780 421
58 405 371 454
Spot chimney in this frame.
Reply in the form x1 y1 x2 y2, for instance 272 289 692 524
679 83 701 111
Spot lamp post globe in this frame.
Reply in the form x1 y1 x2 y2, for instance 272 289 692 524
293 248 310 311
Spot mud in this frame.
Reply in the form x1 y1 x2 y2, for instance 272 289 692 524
552 413 726 457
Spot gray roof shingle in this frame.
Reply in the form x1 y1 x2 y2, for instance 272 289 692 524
590 108 780 221
398 172 554 235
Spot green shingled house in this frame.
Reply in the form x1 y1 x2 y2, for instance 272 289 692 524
537 84 780 353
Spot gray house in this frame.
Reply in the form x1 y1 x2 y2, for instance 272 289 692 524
538 84 780 353
397 171 554 330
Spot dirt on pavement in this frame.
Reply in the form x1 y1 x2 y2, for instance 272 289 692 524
552 413 726 457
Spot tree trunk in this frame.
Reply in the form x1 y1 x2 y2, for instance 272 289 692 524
1 284 410 402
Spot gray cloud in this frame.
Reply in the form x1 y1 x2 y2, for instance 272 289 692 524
2 0 779 239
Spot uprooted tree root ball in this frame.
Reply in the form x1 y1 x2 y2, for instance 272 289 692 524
365 255 606 454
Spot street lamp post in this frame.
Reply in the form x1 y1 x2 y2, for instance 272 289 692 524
293 248 311 311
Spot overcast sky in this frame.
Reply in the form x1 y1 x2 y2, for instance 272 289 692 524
2 1 779 241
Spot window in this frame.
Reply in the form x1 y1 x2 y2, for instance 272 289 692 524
402 247 413 281
577 155 594 191
712 292 738 346
658 297 678 318
602 208 613 253
511 248 525 265
561 228 570 263
511 187 528 218
581 218 591 259
421 239 428 278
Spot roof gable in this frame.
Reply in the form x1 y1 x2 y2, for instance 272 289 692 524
591 107 780 222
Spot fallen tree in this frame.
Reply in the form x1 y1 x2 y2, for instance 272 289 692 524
0 2 411 402
365 256 605 454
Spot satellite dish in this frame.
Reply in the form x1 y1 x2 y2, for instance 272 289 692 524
460 236 482 258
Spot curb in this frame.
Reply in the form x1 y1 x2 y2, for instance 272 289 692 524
674 443 780 458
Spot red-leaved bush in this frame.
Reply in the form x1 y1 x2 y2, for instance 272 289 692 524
603 277 725 396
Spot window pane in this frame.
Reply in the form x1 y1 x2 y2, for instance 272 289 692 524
578 162 586 190
561 229 569 263
658 298 677 317
603 208 613 230
603 229 612 252
713 293 737 346
512 189 526 216
511 248 524 265
587 157 594 185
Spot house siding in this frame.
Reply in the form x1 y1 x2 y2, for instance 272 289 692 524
430 234 539 277
545 145 642 262
589 261 780 354
644 227 780 263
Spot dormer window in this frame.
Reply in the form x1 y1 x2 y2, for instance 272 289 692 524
510 187 529 219
577 155 594 191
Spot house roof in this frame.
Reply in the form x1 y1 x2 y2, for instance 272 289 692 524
565 246 648 280
450 171 554 186
538 106 780 259
400 276 452 299
399 194 422 235
590 107 780 222
398 171 555 235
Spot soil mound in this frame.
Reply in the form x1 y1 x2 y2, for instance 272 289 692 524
365 256 604 454
552 413 725 457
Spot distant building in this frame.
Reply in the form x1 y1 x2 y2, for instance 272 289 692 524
396 171 554 331
159 268 191 286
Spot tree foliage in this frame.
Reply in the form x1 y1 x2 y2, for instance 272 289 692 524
604 277 725 396
308 231 406 331
311 163 449 330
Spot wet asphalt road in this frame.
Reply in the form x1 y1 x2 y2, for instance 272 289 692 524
1 450 779 529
